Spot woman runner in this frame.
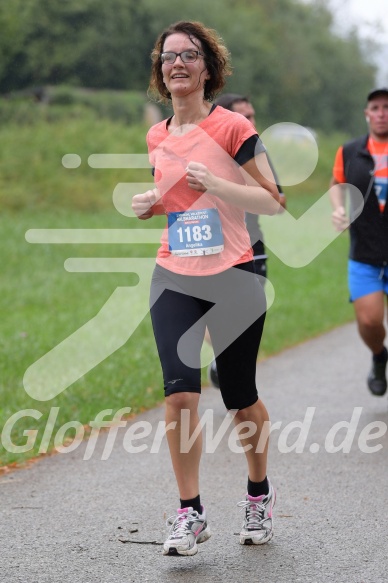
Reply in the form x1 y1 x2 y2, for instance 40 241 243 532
132 20 280 557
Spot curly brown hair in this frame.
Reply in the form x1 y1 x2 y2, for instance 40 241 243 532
148 21 232 103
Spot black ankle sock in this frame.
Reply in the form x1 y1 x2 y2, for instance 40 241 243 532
180 495 202 514
247 476 269 497
374 347 388 362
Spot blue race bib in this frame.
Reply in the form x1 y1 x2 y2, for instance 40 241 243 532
375 178 388 213
168 208 224 257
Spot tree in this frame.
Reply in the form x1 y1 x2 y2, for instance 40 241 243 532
0 0 155 91
0 0 30 91
0 0 378 133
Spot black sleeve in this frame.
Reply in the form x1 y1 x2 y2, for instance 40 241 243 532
235 136 284 195
234 135 265 166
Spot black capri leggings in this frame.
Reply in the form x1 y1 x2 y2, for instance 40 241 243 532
149 262 266 410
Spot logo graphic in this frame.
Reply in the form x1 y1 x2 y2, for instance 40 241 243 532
23 124 364 401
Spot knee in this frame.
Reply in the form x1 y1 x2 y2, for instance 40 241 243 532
232 399 269 425
357 313 382 330
233 407 253 424
165 391 198 416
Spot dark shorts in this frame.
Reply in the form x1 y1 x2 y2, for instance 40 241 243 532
150 262 266 410
253 257 267 280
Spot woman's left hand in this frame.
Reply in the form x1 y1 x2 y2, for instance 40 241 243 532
186 162 217 193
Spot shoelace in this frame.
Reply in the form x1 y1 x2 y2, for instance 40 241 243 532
166 510 198 537
237 499 267 530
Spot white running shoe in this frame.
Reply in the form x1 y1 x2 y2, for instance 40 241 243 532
238 480 276 545
163 506 211 556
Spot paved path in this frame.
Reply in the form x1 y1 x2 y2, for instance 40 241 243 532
1 323 387 583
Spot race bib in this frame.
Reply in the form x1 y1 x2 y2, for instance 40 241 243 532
374 178 388 213
168 208 224 257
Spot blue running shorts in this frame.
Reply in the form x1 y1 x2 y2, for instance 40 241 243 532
348 259 388 302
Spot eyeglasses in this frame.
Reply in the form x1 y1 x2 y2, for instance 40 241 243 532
160 50 204 65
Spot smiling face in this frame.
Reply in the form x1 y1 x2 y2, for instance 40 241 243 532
162 33 209 99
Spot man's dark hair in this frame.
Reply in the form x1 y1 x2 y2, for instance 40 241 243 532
214 93 250 111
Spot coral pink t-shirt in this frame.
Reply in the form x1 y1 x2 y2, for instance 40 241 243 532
146 106 259 276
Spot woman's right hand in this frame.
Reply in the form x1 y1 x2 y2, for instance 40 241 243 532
132 189 159 220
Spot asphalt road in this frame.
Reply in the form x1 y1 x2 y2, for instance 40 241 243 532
1 322 387 583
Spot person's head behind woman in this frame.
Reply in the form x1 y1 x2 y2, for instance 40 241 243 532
149 21 231 103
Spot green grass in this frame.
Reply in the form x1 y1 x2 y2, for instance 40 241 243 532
261 230 352 358
259 130 354 355
0 208 165 465
0 113 354 467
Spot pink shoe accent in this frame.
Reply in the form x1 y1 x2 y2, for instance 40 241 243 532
247 493 273 516
177 506 202 516
178 507 191 514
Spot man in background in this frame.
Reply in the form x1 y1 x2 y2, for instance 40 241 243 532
330 88 388 396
